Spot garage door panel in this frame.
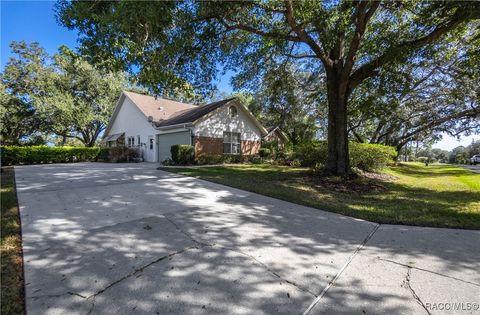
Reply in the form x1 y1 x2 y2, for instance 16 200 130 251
157 131 191 162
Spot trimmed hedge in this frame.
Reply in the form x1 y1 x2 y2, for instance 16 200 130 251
170 144 195 165
293 141 397 172
195 153 254 165
0 146 102 165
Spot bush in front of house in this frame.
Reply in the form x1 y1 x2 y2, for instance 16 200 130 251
170 144 195 165
195 153 225 165
292 141 396 172
108 147 141 163
0 146 102 165
293 141 328 167
349 142 397 172
97 148 110 161
258 148 271 158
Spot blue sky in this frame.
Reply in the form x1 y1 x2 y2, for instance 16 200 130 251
1 1 475 150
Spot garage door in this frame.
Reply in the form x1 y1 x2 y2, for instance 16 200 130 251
157 131 191 162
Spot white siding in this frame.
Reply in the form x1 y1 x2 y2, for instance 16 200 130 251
193 104 262 141
107 97 157 161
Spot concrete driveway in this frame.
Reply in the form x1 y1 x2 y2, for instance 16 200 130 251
15 163 480 315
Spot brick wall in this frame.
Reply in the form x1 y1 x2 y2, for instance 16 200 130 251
193 136 261 156
193 136 223 155
241 140 261 155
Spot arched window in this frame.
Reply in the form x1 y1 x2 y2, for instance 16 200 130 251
229 106 237 118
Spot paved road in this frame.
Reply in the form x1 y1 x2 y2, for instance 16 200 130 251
15 163 480 315
462 164 480 173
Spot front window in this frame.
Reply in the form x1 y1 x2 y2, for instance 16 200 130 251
127 136 135 147
149 138 154 150
223 132 240 154
229 106 237 118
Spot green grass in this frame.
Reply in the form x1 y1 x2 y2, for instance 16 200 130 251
160 163 480 230
1 167 25 315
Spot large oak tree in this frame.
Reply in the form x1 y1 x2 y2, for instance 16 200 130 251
57 0 480 174
1 41 127 146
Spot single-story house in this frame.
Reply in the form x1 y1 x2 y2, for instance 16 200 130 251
103 91 285 162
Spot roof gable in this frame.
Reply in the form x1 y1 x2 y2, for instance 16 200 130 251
124 91 197 122
154 98 234 128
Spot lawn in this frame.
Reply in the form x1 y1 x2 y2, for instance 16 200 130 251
1 167 25 314
160 163 480 230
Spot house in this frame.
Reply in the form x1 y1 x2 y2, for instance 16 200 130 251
263 126 289 151
103 91 282 162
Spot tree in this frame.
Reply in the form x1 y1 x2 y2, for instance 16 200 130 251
248 65 319 144
1 42 50 145
1 42 127 146
348 34 480 154
57 1 480 174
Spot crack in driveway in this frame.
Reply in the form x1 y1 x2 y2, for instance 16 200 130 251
378 257 480 287
301 223 380 315
403 267 432 315
164 213 317 297
84 244 204 315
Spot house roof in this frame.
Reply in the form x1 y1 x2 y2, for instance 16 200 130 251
154 98 235 127
104 91 268 137
123 91 197 122
104 132 124 142
265 126 289 142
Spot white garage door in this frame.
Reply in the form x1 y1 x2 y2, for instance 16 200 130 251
157 131 192 162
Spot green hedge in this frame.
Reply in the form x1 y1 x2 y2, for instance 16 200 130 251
170 144 195 165
0 146 103 165
293 141 396 172
258 148 271 158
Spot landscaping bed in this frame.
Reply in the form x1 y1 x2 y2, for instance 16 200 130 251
160 163 480 230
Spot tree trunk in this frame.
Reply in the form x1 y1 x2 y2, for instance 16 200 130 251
325 68 350 176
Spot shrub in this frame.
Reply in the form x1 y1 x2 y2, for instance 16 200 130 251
171 144 195 165
161 158 174 166
292 141 396 172
97 148 110 161
293 141 328 167
349 142 397 172
0 146 101 165
196 153 225 165
108 147 141 163
258 148 271 158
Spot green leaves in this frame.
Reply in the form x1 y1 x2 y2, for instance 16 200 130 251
1 41 127 146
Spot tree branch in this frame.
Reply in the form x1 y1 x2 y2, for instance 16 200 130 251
284 0 332 67
343 1 380 79
348 9 475 90
396 108 479 147
221 19 302 43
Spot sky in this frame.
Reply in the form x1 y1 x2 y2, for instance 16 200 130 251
1 1 476 151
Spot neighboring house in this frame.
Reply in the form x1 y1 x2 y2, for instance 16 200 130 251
104 91 281 162
264 126 289 150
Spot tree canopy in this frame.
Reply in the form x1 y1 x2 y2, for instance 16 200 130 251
57 0 480 174
1 41 127 146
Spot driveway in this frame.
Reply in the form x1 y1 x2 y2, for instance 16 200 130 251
16 163 480 315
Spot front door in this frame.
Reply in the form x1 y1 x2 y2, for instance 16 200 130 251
147 135 155 162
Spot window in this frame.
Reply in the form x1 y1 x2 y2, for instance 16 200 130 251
149 138 154 150
137 136 141 146
127 136 135 147
228 106 237 118
223 132 240 154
